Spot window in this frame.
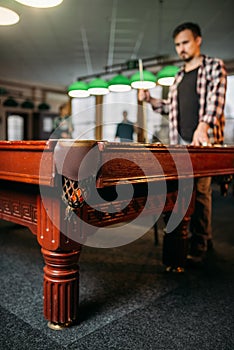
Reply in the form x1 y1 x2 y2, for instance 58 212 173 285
7 115 24 140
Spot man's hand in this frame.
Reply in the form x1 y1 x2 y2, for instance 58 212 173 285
191 122 211 146
138 89 151 102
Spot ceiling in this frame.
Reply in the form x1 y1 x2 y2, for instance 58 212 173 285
0 0 234 92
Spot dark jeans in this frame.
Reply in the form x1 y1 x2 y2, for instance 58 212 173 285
178 137 212 253
190 176 212 251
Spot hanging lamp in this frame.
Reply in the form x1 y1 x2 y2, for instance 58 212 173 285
0 87 8 95
21 99 34 109
130 70 156 89
88 78 109 95
130 59 156 89
3 97 18 107
156 65 179 86
108 74 131 92
38 102 50 110
68 81 90 98
0 7 20 25
15 0 63 8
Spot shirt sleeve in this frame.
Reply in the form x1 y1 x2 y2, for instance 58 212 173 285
200 59 227 126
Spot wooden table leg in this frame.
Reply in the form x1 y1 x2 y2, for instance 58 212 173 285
41 247 81 329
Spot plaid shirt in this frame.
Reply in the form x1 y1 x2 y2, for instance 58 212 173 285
154 55 227 144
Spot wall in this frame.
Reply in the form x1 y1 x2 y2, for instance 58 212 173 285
0 81 68 140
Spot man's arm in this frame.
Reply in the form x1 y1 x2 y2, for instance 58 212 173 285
138 90 163 109
192 59 227 146
138 89 170 117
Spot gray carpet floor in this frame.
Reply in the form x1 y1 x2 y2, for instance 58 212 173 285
0 184 233 350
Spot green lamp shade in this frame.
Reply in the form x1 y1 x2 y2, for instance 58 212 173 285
21 99 34 109
3 97 18 107
88 78 109 95
0 87 7 95
38 102 50 110
68 81 90 98
130 70 156 89
108 74 131 92
156 65 179 86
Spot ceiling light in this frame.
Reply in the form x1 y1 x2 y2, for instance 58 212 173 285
3 97 18 107
88 78 109 96
38 102 50 110
156 65 179 86
15 0 63 8
108 74 131 92
68 81 90 98
130 70 156 89
0 7 20 25
0 87 8 95
21 99 35 109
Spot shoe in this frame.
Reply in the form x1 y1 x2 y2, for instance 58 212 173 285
186 253 205 264
187 236 208 265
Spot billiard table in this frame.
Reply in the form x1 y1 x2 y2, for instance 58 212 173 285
0 140 233 329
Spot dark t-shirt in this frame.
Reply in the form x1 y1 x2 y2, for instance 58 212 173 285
115 121 134 142
177 67 199 142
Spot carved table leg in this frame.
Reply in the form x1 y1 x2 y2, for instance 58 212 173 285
41 248 81 329
162 216 190 273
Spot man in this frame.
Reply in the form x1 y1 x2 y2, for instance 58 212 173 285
115 110 136 142
139 22 227 262
53 102 73 139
